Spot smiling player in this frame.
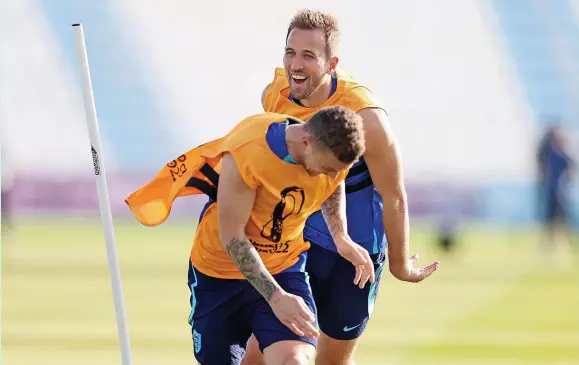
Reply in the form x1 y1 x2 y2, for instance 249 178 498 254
242 9 440 365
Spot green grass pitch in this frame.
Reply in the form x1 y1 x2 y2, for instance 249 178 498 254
2 218 578 364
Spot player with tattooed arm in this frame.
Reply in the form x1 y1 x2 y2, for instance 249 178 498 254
125 106 373 365
243 9 440 365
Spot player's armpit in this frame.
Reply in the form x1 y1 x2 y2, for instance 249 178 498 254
217 153 282 300
358 108 411 278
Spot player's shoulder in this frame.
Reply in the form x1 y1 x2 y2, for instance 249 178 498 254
231 139 269 160
333 68 390 126
358 107 388 124
225 131 269 172
234 113 289 143
335 67 357 82
357 107 392 144
225 113 275 146
238 111 286 125
335 68 375 96
335 77 383 112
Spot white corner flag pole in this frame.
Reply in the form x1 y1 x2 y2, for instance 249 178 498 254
72 23 133 365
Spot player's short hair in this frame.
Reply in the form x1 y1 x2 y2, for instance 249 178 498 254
305 106 365 164
286 9 340 59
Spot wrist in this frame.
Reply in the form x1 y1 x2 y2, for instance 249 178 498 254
333 233 353 248
389 262 410 278
267 287 285 304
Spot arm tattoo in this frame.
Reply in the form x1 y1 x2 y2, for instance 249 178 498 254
321 182 348 239
225 237 279 301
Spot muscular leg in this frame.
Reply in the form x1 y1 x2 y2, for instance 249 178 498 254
315 332 358 365
249 267 317 365
263 340 314 365
245 331 360 365
240 334 264 365
243 248 383 365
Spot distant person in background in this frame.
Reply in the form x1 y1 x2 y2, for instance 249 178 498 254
536 123 575 253
436 212 459 253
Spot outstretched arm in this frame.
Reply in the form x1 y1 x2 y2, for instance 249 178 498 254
320 181 348 241
217 152 280 300
359 108 439 282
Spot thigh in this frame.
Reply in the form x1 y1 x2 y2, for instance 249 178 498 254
316 334 359 365
250 271 318 353
263 340 314 365
239 334 265 365
317 252 385 341
189 264 252 365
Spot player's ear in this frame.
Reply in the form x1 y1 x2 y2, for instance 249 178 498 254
328 56 339 74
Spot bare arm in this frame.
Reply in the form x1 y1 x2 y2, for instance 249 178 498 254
320 181 348 241
359 108 438 282
321 181 375 286
217 153 281 301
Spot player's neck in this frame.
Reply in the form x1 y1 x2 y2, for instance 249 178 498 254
300 75 333 108
285 125 305 164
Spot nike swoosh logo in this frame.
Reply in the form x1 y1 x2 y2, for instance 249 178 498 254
343 324 361 332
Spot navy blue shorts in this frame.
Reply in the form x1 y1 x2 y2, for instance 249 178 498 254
187 253 317 365
306 243 385 341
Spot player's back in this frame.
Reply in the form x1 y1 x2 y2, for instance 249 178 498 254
190 114 347 279
263 67 386 255
125 111 347 279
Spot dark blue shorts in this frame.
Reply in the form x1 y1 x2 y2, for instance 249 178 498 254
306 243 385 341
187 253 317 365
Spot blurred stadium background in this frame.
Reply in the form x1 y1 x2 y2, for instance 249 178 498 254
1 0 578 364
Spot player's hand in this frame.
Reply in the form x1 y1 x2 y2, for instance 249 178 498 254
393 253 440 283
268 290 319 339
335 238 375 288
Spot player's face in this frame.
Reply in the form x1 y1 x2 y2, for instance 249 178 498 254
301 140 353 178
284 28 335 100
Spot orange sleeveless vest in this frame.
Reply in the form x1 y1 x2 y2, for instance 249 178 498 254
263 67 381 120
125 112 347 279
